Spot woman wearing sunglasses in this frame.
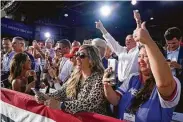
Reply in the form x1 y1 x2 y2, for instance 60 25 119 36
103 22 181 122
35 45 108 115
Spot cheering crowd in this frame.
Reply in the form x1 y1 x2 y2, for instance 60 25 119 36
1 10 183 122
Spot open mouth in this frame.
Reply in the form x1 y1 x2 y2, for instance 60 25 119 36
139 63 146 67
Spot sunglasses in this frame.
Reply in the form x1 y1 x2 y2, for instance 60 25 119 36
76 52 88 59
12 42 24 45
55 48 62 51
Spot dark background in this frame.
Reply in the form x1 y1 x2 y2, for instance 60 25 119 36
1 1 183 46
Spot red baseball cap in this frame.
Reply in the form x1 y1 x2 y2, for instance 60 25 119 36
64 47 79 58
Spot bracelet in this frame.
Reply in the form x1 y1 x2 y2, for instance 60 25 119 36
61 102 66 110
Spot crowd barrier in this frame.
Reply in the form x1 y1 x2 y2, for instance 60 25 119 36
0 88 123 122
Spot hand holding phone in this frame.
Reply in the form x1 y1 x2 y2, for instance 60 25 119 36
27 76 34 84
31 88 49 102
107 59 117 85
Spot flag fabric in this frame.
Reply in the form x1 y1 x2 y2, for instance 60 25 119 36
0 88 123 122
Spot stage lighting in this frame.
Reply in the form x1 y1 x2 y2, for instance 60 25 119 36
131 0 137 5
44 32 51 38
64 14 68 17
100 5 111 17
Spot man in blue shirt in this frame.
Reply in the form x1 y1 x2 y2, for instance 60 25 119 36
2 37 14 72
1 37 14 88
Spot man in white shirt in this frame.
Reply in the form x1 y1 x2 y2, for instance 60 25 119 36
96 21 139 83
95 10 142 83
57 39 73 84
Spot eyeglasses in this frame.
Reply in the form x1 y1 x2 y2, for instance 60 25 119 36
76 52 88 59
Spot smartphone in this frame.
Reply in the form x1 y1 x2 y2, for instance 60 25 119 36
35 71 41 91
108 59 118 85
31 88 48 101
27 76 34 84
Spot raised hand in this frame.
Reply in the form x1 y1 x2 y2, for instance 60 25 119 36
133 22 152 44
134 10 142 30
95 20 108 35
95 20 104 30
48 67 57 78
32 40 40 50
133 10 141 22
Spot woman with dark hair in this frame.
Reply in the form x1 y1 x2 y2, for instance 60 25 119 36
35 45 108 115
9 53 35 94
103 22 181 122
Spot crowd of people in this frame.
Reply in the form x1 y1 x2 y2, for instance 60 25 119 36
1 10 183 122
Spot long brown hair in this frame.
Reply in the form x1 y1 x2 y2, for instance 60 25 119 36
9 53 28 83
128 43 165 114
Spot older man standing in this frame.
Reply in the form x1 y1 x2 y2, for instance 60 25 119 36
95 11 141 83
91 38 108 68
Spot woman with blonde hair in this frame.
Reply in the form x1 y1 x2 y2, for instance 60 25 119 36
35 45 108 115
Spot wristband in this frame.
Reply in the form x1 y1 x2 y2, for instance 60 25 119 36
61 102 66 110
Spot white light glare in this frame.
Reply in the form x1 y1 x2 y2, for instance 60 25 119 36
131 0 137 5
100 5 111 17
44 32 51 38
64 14 68 17
150 17 154 20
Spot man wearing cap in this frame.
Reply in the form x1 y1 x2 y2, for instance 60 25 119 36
64 46 79 73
